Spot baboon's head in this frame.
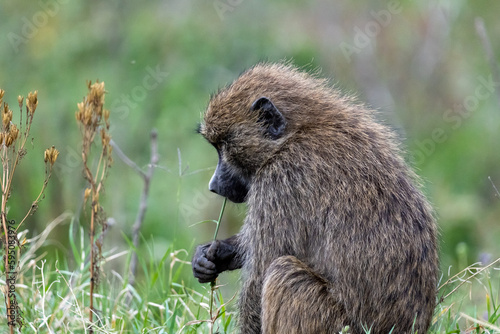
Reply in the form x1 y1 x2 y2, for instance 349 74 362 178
198 64 319 203
199 92 287 203
198 63 337 203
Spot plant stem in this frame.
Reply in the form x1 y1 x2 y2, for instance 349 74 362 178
1 147 14 334
89 197 95 334
16 168 53 232
122 130 159 287
212 198 227 241
209 197 227 333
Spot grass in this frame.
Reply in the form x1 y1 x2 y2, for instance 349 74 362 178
434 259 500 333
0 217 499 333
0 213 237 333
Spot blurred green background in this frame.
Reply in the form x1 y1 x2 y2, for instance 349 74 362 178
1 0 499 286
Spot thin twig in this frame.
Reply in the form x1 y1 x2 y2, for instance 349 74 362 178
438 262 481 292
39 260 55 334
118 130 159 286
460 313 500 332
55 266 87 332
488 176 500 198
88 198 96 332
439 257 500 302
209 198 227 334
211 198 227 242
110 139 146 178
182 167 214 177
16 166 54 232
19 212 72 269
475 17 500 108
178 148 182 177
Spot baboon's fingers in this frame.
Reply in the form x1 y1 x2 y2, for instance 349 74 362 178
194 272 218 284
192 258 217 283
206 240 236 263
206 240 219 262
194 256 216 271
192 242 219 283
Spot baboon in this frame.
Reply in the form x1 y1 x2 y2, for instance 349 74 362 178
192 63 438 333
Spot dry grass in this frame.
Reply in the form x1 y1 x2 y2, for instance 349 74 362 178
0 89 58 333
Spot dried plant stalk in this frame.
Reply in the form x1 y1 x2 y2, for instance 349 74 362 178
75 81 112 332
0 89 58 333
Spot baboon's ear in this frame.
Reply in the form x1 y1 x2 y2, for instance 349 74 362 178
251 97 286 140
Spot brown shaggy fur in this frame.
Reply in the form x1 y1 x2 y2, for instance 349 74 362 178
197 63 438 333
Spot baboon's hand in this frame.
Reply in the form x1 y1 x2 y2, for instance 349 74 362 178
192 240 236 283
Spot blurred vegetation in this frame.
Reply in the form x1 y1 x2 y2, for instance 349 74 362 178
0 0 500 331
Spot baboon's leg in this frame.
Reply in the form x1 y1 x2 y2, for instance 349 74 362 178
238 278 263 334
261 256 348 334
